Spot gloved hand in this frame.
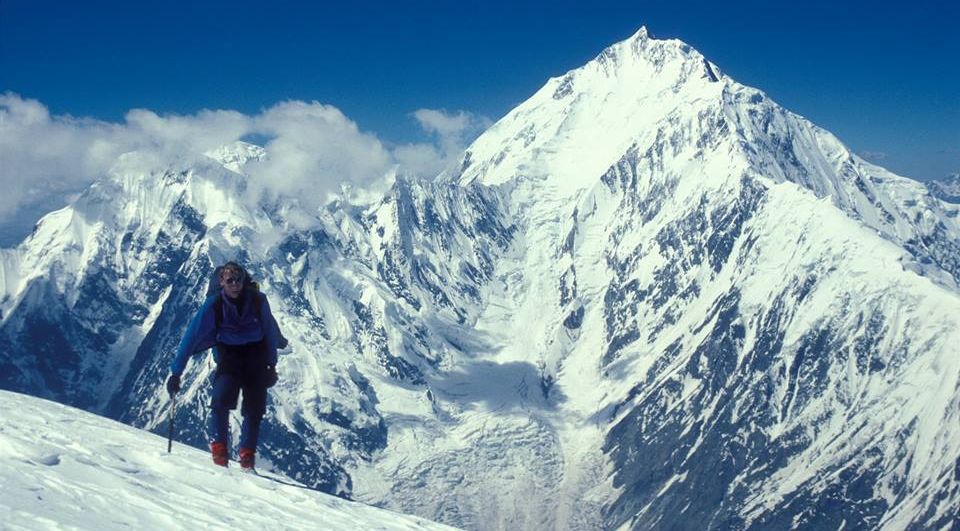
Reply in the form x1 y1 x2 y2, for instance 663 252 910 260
166 374 181 396
265 366 278 388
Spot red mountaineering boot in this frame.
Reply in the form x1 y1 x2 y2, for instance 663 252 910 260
238 447 255 470
210 441 229 467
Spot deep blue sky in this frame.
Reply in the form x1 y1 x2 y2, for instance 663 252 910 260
2 0 958 181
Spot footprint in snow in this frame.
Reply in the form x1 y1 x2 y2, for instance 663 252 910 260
35 454 61 466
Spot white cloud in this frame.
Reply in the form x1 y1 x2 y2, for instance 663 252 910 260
393 143 445 178
245 101 393 211
0 93 491 242
397 108 492 177
0 94 259 221
413 109 474 139
0 93 128 221
414 108 491 154
124 108 253 159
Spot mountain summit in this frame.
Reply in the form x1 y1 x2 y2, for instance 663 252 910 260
454 26 959 288
2 29 959 530
454 26 725 194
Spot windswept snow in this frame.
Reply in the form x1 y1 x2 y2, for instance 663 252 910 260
0 390 458 531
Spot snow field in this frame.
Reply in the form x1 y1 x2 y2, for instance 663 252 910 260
0 390 459 531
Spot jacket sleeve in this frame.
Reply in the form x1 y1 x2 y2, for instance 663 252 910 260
259 293 281 366
169 297 218 377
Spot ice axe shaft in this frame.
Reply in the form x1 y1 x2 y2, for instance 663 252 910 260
167 394 177 453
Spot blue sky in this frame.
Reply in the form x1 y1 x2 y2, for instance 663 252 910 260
0 0 957 241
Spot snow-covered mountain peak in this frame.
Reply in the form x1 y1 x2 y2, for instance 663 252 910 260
631 25 650 41
592 25 715 77
204 140 267 173
451 28 731 196
0 145 274 325
449 27 959 287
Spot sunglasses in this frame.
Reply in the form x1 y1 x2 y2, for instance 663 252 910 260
223 277 243 285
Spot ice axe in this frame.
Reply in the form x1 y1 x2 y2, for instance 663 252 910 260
167 394 177 453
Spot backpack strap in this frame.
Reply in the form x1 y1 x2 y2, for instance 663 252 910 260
212 294 223 335
251 289 262 318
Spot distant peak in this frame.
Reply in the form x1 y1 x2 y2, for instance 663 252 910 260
927 173 960 203
204 141 267 172
630 26 650 42
586 25 709 77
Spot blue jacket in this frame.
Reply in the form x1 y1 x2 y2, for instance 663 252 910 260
169 290 281 377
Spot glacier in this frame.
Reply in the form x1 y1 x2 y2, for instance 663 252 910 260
1 26 959 530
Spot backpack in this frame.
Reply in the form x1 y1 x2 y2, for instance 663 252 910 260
207 263 289 350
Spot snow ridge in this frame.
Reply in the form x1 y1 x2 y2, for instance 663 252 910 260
0 390 458 531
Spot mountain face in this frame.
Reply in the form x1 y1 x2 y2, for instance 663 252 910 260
929 174 960 204
2 27 959 530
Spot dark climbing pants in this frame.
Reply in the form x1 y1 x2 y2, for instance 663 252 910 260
209 339 269 450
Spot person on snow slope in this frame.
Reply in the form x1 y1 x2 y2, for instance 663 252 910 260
165 261 281 470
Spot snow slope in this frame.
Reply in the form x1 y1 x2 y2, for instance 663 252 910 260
0 390 458 531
